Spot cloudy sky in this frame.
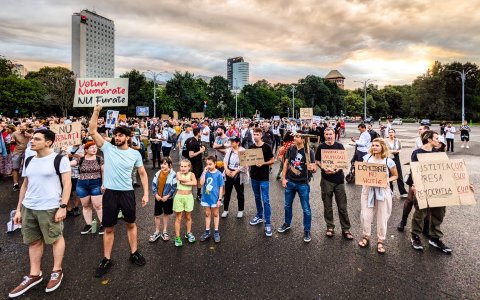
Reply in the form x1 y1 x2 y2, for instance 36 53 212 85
1 0 479 88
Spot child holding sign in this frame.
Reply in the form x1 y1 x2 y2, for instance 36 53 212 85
358 138 398 254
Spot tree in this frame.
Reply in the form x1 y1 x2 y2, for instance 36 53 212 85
0 56 15 78
26 67 75 117
344 91 364 116
206 76 234 117
120 69 151 115
0 76 45 116
165 72 208 116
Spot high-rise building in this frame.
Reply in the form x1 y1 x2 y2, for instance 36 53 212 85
232 62 249 90
227 56 244 89
72 10 114 78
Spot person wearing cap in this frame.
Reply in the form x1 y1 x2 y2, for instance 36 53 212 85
278 132 316 243
221 136 248 219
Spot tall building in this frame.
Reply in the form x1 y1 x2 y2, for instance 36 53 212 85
232 62 249 90
325 70 345 89
227 56 244 89
72 10 114 78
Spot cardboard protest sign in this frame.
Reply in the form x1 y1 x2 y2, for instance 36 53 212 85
50 122 82 148
136 106 149 116
173 111 179 120
321 150 349 169
410 160 459 208
118 114 127 121
450 159 476 206
299 108 313 119
74 78 129 107
161 114 169 120
239 148 264 167
105 110 119 129
417 152 448 162
354 162 388 188
191 112 204 119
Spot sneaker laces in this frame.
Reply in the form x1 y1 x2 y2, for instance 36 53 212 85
50 272 60 281
21 276 31 286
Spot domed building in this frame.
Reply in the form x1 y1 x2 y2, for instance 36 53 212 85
325 70 345 89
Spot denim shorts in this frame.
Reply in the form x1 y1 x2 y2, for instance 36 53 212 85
76 178 102 198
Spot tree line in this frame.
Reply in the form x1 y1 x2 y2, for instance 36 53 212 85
1 56 479 121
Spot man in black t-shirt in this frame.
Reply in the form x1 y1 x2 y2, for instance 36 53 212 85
249 128 275 237
278 133 316 243
188 128 206 201
315 127 353 240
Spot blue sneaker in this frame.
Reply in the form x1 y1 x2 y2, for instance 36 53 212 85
214 231 221 243
249 216 264 226
265 224 272 237
185 232 196 243
303 231 311 243
200 231 210 242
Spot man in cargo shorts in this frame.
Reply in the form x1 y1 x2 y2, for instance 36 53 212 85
9 129 72 298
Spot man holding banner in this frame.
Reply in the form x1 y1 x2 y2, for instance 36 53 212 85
315 128 353 240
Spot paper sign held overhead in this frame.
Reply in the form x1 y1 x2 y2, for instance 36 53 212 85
74 78 129 107
136 106 149 117
50 122 82 149
173 111 179 120
161 114 169 120
191 112 204 119
299 108 313 119
105 110 119 129
239 148 265 167
354 162 388 188
321 150 349 170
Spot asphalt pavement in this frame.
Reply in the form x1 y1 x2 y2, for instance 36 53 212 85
1 123 479 299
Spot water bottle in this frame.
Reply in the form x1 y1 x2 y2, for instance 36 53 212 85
91 218 97 234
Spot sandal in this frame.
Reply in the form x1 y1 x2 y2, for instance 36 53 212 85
325 228 335 237
358 237 369 248
342 231 354 240
377 241 386 254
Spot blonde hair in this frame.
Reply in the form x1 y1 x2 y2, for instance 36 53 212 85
369 138 390 159
180 159 191 170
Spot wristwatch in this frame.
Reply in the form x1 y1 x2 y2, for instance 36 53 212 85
59 204 67 209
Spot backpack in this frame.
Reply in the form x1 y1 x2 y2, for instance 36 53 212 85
167 129 177 144
182 137 195 159
24 153 64 188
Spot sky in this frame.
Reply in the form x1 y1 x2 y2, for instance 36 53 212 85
1 0 480 88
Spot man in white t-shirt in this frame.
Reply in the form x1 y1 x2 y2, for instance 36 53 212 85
177 124 194 161
89 105 149 278
201 121 211 155
10 129 71 298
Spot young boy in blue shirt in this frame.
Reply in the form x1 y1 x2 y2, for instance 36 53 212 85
199 156 224 243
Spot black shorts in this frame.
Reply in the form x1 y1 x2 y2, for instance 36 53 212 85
102 189 136 227
191 162 203 182
154 197 173 216
461 135 469 142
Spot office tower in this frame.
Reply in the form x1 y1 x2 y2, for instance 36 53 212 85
227 56 244 89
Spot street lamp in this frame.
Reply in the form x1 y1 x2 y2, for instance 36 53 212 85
354 79 377 121
447 69 473 123
291 85 296 119
234 78 239 119
143 70 168 118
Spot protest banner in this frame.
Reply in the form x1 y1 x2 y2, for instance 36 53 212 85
312 115 321 124
191 112 204 119
299 108 313 119
321 149 349 169
136 106 149 116
354 162 388 188
50 122 82 149
173 111 179 119
410 160 459 208
239 148 264 167
73 78 129 107
118 114 127 121
273 115 280 121
105 110 119 129
450 159 476 205
161 114 169 120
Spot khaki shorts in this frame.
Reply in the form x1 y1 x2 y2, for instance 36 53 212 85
173 194 194 213
21 206 63 245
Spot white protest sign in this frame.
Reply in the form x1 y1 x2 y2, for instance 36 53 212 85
50 122 82 148
74 78 129 107
105 110 119 129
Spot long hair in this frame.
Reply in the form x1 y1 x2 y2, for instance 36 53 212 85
369 138 390 159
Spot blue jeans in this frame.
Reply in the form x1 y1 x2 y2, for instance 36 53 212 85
284 181 311 231
251 179 271 224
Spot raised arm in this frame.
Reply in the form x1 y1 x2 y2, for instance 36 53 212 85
88 105 105 148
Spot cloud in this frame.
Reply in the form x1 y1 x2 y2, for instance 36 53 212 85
1 0 479 87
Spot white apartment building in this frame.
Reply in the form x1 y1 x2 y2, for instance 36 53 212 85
72 10 114 78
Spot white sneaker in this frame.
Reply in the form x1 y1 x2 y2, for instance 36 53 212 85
237 211 244 219
221 211 229 218
461 145 464 148
401 194 409 198
466 146 470 149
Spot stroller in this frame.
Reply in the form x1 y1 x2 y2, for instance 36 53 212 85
345 145 359 183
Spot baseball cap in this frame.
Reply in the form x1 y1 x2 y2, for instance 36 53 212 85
230 136 240 143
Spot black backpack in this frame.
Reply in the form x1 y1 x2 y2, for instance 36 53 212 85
167 129 177 144
182 137 195 159
24 153 64 188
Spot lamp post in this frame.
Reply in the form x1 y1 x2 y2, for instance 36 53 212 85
234 78 239 119
447 69 473 123
144 70 168 118
291 85 296 119
354 79 376 121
